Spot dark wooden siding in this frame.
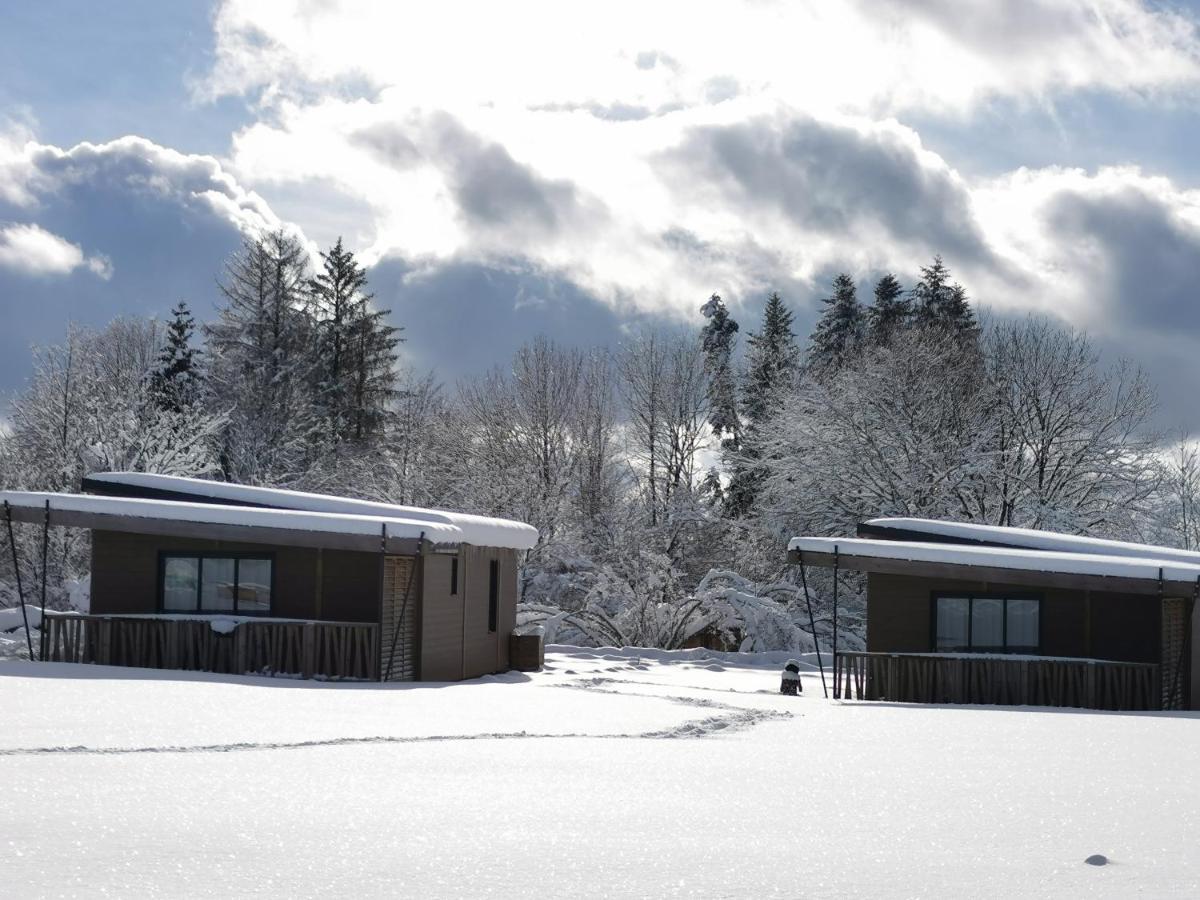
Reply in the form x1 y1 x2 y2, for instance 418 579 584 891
90 530 379 623
318 549 382 623
461 545 517 678
419 551 465 681
498 548 517 671
867 571 1162 664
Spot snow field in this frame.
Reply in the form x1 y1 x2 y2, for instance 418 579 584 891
2 647 1199 898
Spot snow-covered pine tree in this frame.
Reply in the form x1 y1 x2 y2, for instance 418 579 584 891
942 283 979 340
912 255 978 341
345 301 402 444
741 292 799 425
700 292 740 450
308 238 402 446
205 230 320 484
726 292 800 517
808 273 864 374
150 301 201 412
867 273 909 346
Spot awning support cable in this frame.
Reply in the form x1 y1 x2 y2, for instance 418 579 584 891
832 544 840 699
39 500 49 662
3 501 33 659
796 549 828 699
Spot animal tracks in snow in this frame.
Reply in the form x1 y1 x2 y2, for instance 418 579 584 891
0 675 790 758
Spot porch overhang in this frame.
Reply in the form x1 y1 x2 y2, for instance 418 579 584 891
1 491 430 555
788 536 1200 597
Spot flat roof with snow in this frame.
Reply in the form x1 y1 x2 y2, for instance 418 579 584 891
859 516 1200 566
81 472 538 550
787 534 1200 595
2 476 538 553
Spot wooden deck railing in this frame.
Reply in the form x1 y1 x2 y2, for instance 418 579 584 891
834 651 1160 711
42 614 379 681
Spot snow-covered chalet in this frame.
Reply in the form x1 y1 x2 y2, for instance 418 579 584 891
789 518 1199 711
1 473 539 682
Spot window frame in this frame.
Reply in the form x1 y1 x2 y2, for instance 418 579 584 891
157 551 277 617
930 591 1042 654
487 558 499 633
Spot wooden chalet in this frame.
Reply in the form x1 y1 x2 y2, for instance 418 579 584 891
1 473 539 682
789 518 1200 711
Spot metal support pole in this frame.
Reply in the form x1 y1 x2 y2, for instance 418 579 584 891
3 501 33 659
832 544 840 699
796 550 828 699
39 499 49 662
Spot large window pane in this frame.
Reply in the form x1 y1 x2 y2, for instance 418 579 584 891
936 597 969 651
163 557 198 611
971 598 1004 649
1006 599 1039 650
237 559 272 614
200 558 236 612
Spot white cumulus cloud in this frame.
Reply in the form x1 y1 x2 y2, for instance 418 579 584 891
0 223 112 279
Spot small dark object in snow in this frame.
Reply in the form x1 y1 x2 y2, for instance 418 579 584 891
780 660 802 696
1084 855 1108 867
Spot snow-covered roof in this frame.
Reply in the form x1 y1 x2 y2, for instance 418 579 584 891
787 535 1200 592
1 487 536 552
862 517 1200 566
80 472 539 550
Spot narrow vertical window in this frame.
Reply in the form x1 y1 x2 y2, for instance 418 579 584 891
487 559 499 633
450 557 459 596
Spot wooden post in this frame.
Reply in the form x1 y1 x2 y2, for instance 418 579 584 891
235 623 248 675
795 551 828 699
3 501 34 660
302 622 315 679
376 523 387 682
1165 579 1197 711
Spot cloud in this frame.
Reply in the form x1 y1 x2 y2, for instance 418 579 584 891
880 0 1200 101
202 0 1200 116
664 112 994 267
206 0 1200 336
368 256 648 382
0 223 111 278
1046 181 1200 333
20 135 286 240
0 133 300 413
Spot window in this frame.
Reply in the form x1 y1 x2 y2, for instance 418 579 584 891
160 554 273 615
450 557 459 596
487 559 499 633
934 594 1039 653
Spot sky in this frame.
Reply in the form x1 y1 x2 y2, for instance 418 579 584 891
3 1 1200 428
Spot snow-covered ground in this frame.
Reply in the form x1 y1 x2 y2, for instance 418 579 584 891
2 646 1198 898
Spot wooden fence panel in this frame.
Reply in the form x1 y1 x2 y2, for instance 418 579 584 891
834 651 1159 711
40 613 378 681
